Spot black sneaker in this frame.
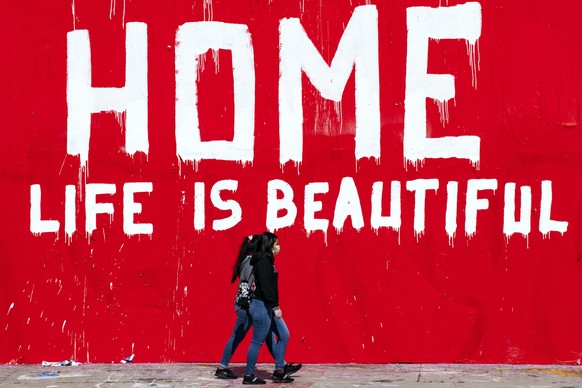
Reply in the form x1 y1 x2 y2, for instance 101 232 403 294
243 374 266 385
215 367 237 379
283 363 302 376
272 370 294 383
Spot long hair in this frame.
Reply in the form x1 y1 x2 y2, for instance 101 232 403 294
231 234 261 283
259 231 278 263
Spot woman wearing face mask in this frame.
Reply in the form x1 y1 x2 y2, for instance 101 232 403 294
215 234 301 381
243 232 298 384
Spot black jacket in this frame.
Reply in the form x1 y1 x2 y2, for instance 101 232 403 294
250 253 279 309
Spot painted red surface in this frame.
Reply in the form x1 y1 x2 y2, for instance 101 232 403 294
1 0 582 364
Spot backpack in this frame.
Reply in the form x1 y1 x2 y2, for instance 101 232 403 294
234 255 255 309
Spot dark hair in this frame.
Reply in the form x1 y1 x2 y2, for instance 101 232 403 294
259 231 278 263
231 234 261 283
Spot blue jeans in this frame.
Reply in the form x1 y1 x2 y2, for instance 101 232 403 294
245 299 272 375
266 315 290 370
218 304 284 369
219 304 251 368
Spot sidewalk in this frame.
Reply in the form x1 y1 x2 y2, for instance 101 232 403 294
2 363 582 387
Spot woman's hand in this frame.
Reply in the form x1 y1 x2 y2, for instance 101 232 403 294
274 307 283 319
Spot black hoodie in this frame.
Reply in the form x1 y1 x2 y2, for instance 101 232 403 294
250 253 279 309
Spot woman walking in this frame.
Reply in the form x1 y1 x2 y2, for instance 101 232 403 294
216 234 301 382
243 232 296 384
215 234 261 379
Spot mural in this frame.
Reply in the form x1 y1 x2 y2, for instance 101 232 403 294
1 0 581 363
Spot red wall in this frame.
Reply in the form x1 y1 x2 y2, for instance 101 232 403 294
1 0 582 364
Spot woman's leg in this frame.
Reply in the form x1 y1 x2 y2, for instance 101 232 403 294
270 316 290 371
218 305 251 368
245 299 272 376
264 321 276 360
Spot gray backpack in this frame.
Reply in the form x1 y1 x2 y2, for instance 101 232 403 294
234 255 255 309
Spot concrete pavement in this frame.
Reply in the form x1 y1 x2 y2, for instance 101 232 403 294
2 363 582 387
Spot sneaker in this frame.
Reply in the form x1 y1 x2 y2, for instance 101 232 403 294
243 374 267 385
283 363 302 376
215 367 237 379
272 370 294 383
